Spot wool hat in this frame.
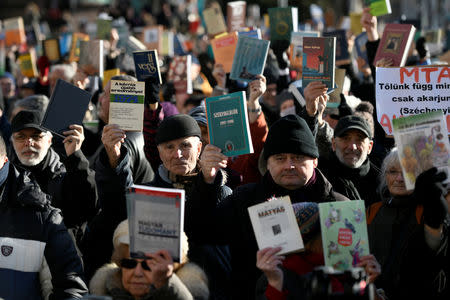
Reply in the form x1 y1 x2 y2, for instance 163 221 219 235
155 114 202 145
334 115 372 139
263 114 319 160
292 202 320 244
11 110 46 133
188 104 207 127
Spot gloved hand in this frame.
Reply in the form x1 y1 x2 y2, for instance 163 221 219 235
271 40 290 70
414 167 448 229
144 77 161 105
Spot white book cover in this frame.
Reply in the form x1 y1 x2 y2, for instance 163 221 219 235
127 185 185 262
248 196 304 255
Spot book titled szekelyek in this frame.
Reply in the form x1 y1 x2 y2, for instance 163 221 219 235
109 80 145 132
127 185 185 263
133 50 162 84
230 35 270 82
205 91 254 157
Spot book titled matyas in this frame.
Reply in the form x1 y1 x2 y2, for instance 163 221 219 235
109 80 145 132
133 50 162 84
392 110 450 190
230 35 270 82
248 196 304 255
127 185 185 263
205 91 253 157
319 200 370 271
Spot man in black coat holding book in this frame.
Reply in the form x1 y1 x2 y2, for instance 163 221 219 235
187 114 348 300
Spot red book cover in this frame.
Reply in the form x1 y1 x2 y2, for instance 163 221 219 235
374 23 416 67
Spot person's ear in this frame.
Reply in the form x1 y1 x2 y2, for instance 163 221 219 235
313 158 318 168
331 137 336 151
367 140 374 154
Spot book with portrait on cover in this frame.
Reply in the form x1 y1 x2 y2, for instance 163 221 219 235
248 196 304 255
374 23 416 67
127 185 185 263
205 91 253 157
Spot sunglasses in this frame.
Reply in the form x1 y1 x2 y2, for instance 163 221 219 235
120 258 151 271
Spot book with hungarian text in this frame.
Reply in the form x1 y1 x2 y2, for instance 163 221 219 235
319 200 370 271
205 91 253 156
248 196 304 255
227 1 246 32
127 185 185 262
374 23 416 67
133 50 162 84
268 7 298 43
302 36 336 91
211 32 238 73
290 31 320 70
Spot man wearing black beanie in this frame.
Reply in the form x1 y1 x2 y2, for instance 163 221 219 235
188 114 348 300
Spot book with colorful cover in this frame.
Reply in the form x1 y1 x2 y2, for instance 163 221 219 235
365 0 392 17
167 55 193 94
59 32 72 57
127 185 185 262
319 200 370 271
230 35 270 82
248 196 304 255
323 30 350 65
97 17 112 40
227 1 246 32
354 32 369 66
374 23 416 67
161 31 174 57
109 80 145 132
268 7 298 43
69 33 90 62
18 52 38 78
211 32 238 73
392 111 450 191
103 68 120 88
302 37 336 91
133 50 162 84
43 38 61 63
238 28 262 39
142 25 163 52
3 17 26 47
79 40 104 77
0 40 6 75
205 91 253 156
289 31 321 70
349 12 363 35
203 3 227 37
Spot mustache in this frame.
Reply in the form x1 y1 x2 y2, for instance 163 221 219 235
21 147 39 154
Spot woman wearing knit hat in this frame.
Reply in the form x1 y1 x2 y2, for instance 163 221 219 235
89 220 209 300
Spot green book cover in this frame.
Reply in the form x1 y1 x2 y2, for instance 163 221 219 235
97 18 112 40
268 7 298 42
205 91 254 157
319 200 369 271
365 0 392 17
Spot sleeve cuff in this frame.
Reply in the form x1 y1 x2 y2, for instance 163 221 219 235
265 284 288 300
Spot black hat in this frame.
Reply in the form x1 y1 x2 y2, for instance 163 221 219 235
334 115 372 139
264 114 319 160
11 110 46 133
155 114 201 145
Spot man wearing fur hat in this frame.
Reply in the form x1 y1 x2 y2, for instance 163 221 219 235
188 112 348 299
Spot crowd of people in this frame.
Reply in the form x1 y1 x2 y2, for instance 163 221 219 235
0 1 449 300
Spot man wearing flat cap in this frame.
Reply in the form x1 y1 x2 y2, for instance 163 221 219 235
319 115 380 207
187 114 348 299
9 110 97 239
96 113 232 299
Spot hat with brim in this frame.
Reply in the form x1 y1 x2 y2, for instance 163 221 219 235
11 110 46 133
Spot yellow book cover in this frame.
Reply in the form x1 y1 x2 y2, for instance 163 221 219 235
103 68 121 87
350 12 363 35
69 33 90 63
18 53 38 78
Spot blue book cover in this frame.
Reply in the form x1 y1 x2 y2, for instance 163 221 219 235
323 30 350 64
302 37 336 91
205 91 254 156
133 50 162 84
230 35 270 82
174 34 187 56
238 28 261 39
59 32 72 57
354 32 369 67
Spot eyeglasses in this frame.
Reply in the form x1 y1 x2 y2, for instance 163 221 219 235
120 258 151 271
13 133 46 143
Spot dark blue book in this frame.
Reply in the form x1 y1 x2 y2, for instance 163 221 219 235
133 50 162 84
354 32 369 67
230 35 270 82
323 30 350 64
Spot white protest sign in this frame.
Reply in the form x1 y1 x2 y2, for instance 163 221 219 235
376 66 450 135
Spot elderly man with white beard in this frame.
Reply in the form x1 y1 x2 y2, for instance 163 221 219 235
10 110 97 244
318 115 381 207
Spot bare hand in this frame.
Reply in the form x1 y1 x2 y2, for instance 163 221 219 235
256 247 284 291
356 254 381 284
73 69 89 89
304 81 328 116
212 64 226 88
101 124 126 168
317 94 328 126
63 124 85 157
199 144 228 184
375 57 394 68
361 7 379 41
248 75 266 103
144 250 174 289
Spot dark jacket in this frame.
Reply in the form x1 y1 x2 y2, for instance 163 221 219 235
13 147 98 230
319 154 381 207
187 169 348 300
0 163 88 299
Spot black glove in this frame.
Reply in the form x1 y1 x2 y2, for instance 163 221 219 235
271 40 290 70
414 167 448 229
144 77 161 105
